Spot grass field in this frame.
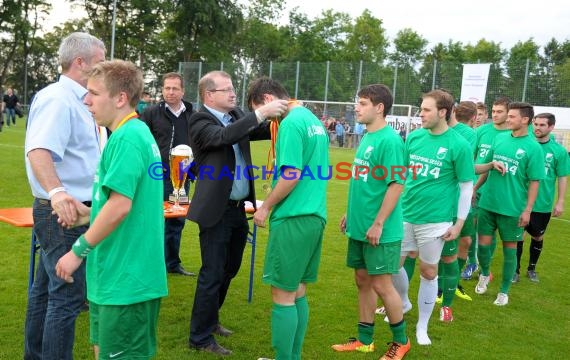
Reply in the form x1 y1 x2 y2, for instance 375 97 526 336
0 121 569 359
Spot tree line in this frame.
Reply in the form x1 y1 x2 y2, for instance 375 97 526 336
2 0 570 106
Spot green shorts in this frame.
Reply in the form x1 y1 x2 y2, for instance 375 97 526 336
90 298 161 359
263 215 325 291
441 238 458 256
459 211 475 238
478 208 524 242
346 239 401 275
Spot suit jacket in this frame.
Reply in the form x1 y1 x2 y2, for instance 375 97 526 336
187 106 270 227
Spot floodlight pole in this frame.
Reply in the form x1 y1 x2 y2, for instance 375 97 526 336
110 0 117 60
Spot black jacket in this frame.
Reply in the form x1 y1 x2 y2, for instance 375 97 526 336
140 100 194 164
186 106 270 227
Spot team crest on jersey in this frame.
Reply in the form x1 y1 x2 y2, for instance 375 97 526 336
363 146 374 160
545 153 554 163
436 147 448 160
515 148 526 159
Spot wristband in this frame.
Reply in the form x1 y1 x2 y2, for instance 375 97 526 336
71 234 94 258
48 187 66 199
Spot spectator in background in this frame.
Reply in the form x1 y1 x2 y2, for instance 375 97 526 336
343 118 352 148
3 88 20 127
137 91 152 115
327 117 337 145
0 90 3 131
399 126 407 141
335 119 345 147
354 122 364 148
141 73 195 276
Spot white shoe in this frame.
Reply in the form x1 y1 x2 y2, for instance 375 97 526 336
475 275 490 294
383 301 413 323
493 292 509 306
416 326 431 345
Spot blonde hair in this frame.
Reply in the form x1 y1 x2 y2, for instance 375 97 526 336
89 60 143 108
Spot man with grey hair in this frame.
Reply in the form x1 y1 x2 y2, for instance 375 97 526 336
24 32 105 359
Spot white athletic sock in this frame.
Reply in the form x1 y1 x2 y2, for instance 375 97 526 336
416 275 438 343
416 326 432 345
392 267 412 308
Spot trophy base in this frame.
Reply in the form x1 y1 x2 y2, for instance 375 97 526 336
168 194 189 205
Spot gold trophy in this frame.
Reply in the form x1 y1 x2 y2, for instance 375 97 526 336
169 144 193 211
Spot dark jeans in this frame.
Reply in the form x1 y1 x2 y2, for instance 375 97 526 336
5 107 15 125
24 199 88 360
164 179 190 270
189 204 249 347
337 134 344 147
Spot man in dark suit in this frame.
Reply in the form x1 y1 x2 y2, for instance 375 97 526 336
141 72 195 276
187 70 287 356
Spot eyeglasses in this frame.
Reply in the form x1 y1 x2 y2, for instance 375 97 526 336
208 88 236 94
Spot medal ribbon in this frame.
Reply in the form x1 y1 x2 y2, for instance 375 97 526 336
115 111 138 131
266 120 279 180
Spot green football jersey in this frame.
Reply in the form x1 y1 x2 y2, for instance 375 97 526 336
87 119 168 305
475 123 510 165
452 122 477 154
346 125 405 243
533 138 570 212
474 123 510 194
479 132 545 217
402 128 474 224
270 106 329 225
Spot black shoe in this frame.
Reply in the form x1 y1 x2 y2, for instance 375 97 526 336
190 341 232 356
214 324 233 337
167 265 195 276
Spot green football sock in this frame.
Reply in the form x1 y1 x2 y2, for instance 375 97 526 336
389 320 408 345
501 247 517 294
357 322 374 346
271 303 297 360
478 244 492 276
468 230 478 263
442 260 459 307
292 296 309 360
403 256 416 280
458 257 467 273
489 233 498 260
